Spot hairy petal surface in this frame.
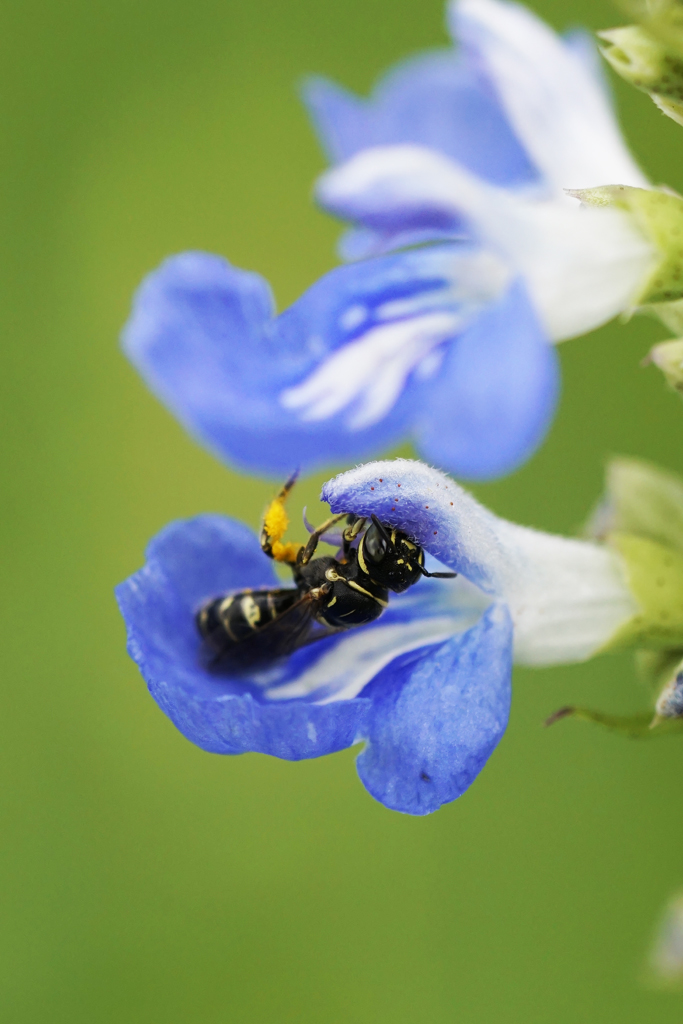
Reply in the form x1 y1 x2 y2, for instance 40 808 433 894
357 603 512 814
317 145 656 341
450 0 648 192
323 460 639 665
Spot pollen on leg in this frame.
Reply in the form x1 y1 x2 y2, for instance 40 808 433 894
272 540 304 562
263 495 289 544
262 491 303 564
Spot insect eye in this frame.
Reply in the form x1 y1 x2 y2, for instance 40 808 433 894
364 524 388 563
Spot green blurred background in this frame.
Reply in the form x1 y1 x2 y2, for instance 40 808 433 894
2 0 683 1019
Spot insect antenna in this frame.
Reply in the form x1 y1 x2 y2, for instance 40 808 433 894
417 564 457 579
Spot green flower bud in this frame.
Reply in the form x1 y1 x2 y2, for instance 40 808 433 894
648 337 683 392
599 25 683 103
568 185 683 305
652 93 683 127
586 456 683 551
546 459 683 737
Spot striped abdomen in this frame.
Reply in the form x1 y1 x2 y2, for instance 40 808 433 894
196 587 299 655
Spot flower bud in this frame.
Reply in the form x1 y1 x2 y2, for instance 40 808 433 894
586 456 683 550
599 25 683 105
654 655 683 719
648 337 683 392
568 185 683 305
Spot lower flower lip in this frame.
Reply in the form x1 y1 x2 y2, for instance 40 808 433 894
115 504 510 813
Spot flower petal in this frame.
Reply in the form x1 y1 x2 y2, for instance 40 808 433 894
356 603 512 814
302 50 539 187
450 0 648 192
123 245 513 475
317 144 656 340
115 514 488 760
322 459 639 665
414 277 559 479
115 515 369 758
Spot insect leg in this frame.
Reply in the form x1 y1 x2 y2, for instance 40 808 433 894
260 471 304 565
298 513 348 566
341 515 367 559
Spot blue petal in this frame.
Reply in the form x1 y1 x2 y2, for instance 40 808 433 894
115 515 486 764
302 51 538 188
356 603 513 814
414 278 559 479
123 246 490 477
322 459 510 594
115 515 370 758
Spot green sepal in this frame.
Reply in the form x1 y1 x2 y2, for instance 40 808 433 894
648 337 683 394
568 185 683 305
635 647 683 691
652 92 683 126
602 532 683 650
544 705 683 737
642 296 683 333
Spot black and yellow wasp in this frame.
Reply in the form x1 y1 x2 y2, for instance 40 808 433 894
196 474 456 671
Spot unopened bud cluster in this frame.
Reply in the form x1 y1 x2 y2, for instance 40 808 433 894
599 15 683 127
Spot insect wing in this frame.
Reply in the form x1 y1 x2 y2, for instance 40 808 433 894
206 591 325 672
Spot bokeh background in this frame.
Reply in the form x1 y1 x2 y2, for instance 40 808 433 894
2 0 683 1019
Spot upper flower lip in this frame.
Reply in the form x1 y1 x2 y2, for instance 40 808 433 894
310 0 655 342
315 143 656 342
450 0 648 193
322 459 639 666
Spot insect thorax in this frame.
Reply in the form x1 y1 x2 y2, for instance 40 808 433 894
298 554 389 629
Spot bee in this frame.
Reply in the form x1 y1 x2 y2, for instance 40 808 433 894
196 473 456 671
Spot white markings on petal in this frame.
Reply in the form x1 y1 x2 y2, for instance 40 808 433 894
318 145 656 341
265 617 473 704
259 572 488 704
451 0 649 193
339 304 368 331
280 310 460 429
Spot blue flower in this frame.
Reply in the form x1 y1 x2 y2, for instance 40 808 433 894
122 0 655 481
116 459 639 814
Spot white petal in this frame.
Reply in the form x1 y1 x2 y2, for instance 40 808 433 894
451 0 649 192
318 145 656 340
322 459 640 666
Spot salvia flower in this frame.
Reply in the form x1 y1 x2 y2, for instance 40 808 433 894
117 459 650 815
122 0 651 481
